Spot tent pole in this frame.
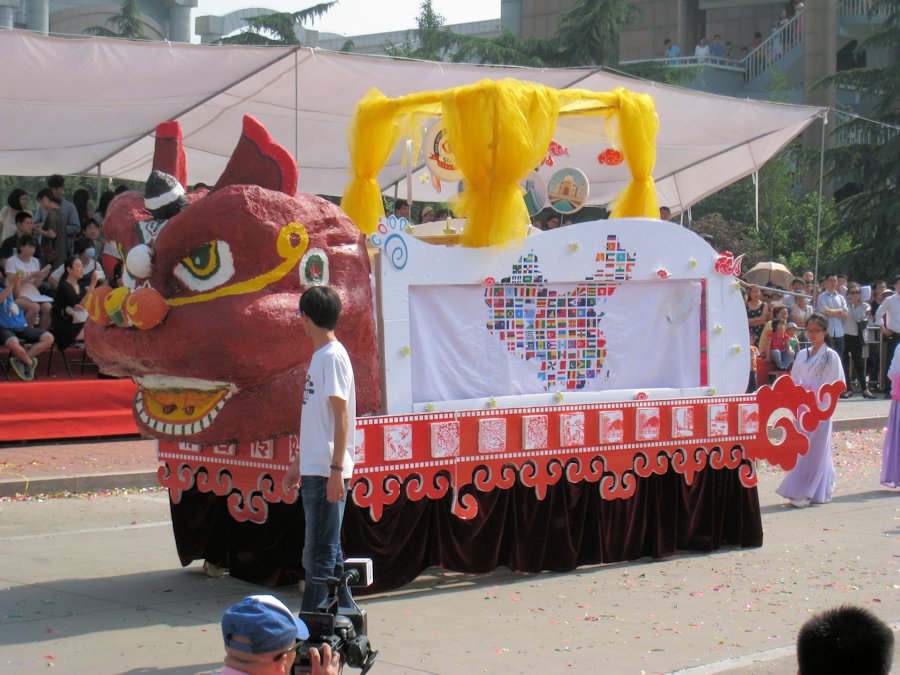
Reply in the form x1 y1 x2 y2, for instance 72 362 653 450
294 50 299 166
752 171 759 232
96 164 102 203
405 140 413 212
813 111 827 286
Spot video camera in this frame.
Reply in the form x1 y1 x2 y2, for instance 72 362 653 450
292 558 377 674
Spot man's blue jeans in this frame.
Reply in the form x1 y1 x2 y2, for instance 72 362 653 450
300 475 350 612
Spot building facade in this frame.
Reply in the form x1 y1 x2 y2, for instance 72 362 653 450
0 0 197 42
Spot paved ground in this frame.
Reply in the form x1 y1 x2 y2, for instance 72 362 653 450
0 397 897 674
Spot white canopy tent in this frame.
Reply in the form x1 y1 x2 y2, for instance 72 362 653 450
0 30 823 214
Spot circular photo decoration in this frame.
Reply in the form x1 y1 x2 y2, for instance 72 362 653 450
423 120 462 182
300 248 329 286
519 171 548 217
547 168 589 214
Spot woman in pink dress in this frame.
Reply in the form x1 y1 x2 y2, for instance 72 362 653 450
881 346 900 488
776 313 845 507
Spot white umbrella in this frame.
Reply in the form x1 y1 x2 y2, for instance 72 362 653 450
744 262 794 290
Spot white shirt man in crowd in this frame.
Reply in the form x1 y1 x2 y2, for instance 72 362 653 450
875 275 900 398
816 273 849 355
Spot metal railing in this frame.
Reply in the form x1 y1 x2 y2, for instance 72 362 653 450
838 0 890 19
620 55 743 69
743 11 804 82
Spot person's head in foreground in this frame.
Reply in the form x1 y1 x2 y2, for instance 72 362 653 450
221 595 310 674
299 285 342 332
797 605 894 675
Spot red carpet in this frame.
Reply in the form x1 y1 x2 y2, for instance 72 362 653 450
0 378 139 442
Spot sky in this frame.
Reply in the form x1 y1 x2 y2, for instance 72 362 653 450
194 0 501 37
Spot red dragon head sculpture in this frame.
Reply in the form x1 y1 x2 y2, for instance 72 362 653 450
85 116 380 444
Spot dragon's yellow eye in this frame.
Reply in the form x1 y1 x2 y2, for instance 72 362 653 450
182 243 218 278
174 241 235 292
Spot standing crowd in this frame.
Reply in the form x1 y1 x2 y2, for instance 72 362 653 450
744 269 900 507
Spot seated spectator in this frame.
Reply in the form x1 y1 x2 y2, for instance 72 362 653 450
694 36 711 62
420 206 435 223
786 321 800 353
797 605 893 675
51 256 100 351
759 305 790 360
0 211 37 267
659 206 672 221
544 214 560 230
4 235 52 330
724 41 735 59
434 207 452 220
77 218 101 251
49 238 106 292
1 188 30 241
220 594 338 675
768 318 794 370
0 272 54 380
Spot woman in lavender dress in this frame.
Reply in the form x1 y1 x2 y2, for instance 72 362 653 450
776 313 845 507
881 346 900 488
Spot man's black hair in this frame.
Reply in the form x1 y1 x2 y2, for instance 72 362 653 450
36 187 59 204
797 605 893 675
47 174 65 189
81 217 99 232
14 211 32 225
393 198 409 211
299 285 342 331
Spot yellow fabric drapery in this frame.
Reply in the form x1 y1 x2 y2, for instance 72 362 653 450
443 81 559 247
341 79 659 247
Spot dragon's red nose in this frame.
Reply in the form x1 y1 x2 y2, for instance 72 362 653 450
85 286 169 330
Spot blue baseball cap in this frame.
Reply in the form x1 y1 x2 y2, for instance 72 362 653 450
222 595 309 654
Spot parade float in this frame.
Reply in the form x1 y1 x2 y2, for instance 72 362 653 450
84 79 840 592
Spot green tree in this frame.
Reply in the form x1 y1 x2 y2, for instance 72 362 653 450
445 0 636 67
218 2 337 46
84 0 148 40
692 150 849 277
815 0 899 280
384 0 454 61
555 0 637 67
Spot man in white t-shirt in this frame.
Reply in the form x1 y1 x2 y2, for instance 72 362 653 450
286 285 356 613
816 272 849 355
875 275 900 397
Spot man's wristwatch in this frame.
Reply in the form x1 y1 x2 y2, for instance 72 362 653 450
330 464 343 472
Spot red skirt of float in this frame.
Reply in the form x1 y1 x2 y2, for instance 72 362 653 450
159 378 840 591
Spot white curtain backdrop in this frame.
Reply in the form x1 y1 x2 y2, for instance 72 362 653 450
409 281 701 403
